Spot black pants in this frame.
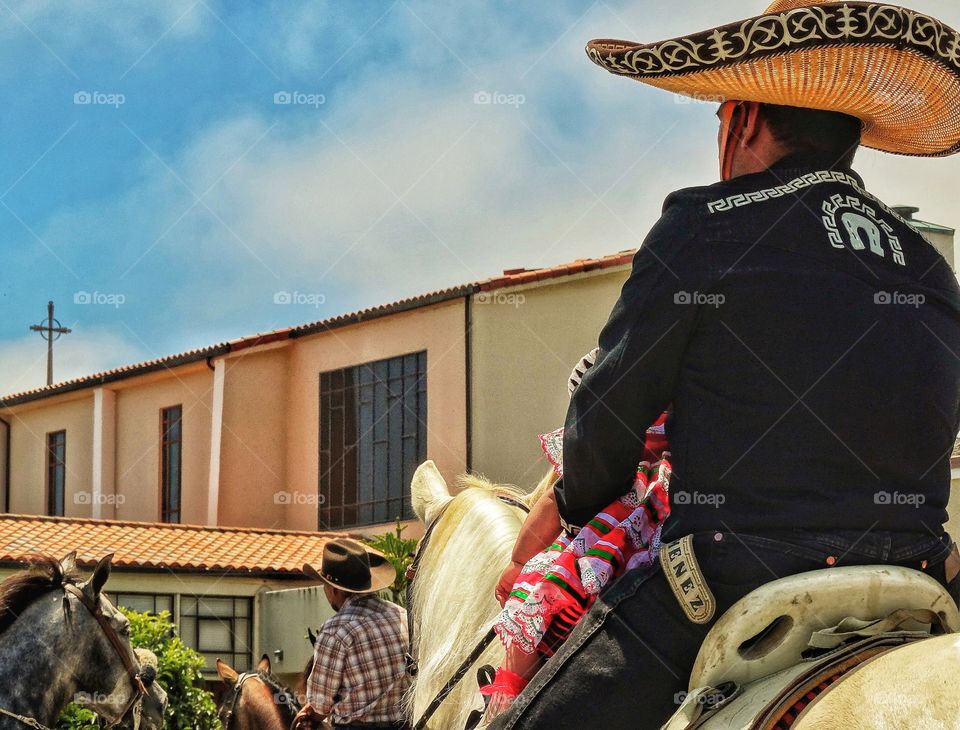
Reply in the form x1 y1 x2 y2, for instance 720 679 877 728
489 530 957 729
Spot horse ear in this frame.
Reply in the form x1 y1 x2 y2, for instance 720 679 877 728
59 551 78 577
411 460 452 524
257 654 271 673
217 658 239 685
86 553 113 597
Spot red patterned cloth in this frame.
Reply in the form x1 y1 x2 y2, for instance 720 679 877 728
494 414 671 656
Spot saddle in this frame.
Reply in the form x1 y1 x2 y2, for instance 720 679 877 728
663 565 960 730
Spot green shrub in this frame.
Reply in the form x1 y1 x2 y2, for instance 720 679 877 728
57 608 219 730
365 519 419 606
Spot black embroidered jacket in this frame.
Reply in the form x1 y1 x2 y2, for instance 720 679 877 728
556 154 960 539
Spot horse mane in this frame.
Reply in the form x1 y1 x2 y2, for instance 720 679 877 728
409 472 541 729
255 668 301 725
0 555 76 636
456 468 556 509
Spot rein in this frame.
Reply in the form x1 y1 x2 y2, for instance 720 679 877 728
220 672 256 730
0 584 147 730
407 492 530 730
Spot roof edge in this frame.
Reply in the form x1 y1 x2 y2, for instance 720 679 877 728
0 344 230 408
0 249 638 408
290 285 476 338
0 513 365 539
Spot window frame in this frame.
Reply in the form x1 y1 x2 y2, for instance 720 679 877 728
318 351 427 529
46 430 66 517
178 594 253 673
160 405 183 523
112 591 175 617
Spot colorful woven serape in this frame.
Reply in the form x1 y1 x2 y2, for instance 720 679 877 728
493 413 672 656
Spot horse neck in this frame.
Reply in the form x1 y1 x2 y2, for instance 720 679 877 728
0 591 84 727
234 677 290 730
409 487 526 729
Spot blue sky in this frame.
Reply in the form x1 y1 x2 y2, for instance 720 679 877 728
2 0 959 394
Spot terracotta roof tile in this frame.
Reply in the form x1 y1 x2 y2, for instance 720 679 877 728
0 514 360 577
0 250 636 406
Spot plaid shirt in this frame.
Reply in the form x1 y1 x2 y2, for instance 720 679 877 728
306 594 410 725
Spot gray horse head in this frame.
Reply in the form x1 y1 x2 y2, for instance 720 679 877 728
0 552 143 728
89 648 168 730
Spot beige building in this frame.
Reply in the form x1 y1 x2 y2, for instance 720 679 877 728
0 252 639 536
0 218 957 537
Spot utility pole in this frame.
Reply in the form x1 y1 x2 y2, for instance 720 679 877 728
29 301 71 386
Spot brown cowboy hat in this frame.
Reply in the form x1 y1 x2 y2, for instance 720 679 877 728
586 0 960 157
302 538 396 594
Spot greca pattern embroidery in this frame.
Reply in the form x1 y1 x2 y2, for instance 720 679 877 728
586 4 960 78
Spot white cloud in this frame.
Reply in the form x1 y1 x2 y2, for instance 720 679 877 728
20 0 960 357
0 331 146 397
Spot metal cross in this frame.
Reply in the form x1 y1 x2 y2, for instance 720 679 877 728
29 301 71 386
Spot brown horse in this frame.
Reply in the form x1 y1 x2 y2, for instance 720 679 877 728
217 655 330 730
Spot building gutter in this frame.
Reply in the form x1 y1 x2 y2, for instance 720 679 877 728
0 416 9 513
464 294 473 472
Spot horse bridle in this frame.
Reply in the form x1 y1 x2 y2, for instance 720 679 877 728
406 492 530 730
220 672 256 730
220 671 300 730
0 584 147 730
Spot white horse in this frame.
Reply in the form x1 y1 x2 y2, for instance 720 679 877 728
408 460 554 730
409 459 960 728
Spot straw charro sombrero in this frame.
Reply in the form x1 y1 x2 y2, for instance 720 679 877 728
586 0 960 157
302 538 396 594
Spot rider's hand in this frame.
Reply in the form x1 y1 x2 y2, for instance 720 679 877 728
495 560 524 606
291 703 324 730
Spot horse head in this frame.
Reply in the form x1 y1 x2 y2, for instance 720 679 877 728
0 552 144 728
66 553 146 725
407 461 552 730
217 655 301 730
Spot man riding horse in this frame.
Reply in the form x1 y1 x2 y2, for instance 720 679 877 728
490 0 960 726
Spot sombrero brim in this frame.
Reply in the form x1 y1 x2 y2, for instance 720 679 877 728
586 2 960 157
302 547 396 594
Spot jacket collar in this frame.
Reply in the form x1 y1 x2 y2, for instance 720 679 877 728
766 152 864 188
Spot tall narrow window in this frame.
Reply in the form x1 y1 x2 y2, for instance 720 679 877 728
46 430 66 516
161 405 183 523
319 351 427 529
